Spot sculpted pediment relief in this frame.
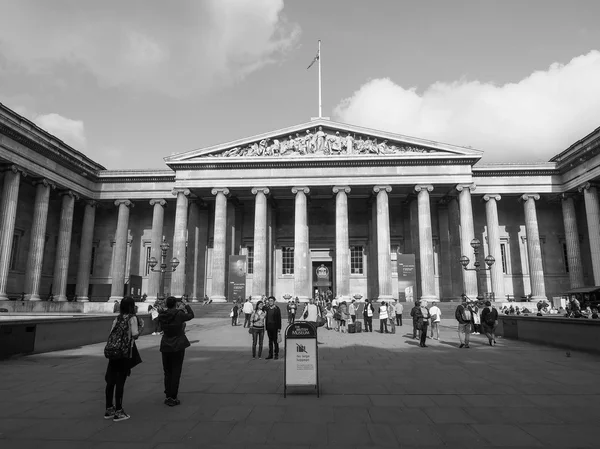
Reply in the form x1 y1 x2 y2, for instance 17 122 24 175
201 126 440 159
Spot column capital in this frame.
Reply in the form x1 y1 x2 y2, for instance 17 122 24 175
560 192 579 201
292 186 310 195
211 187 230 197
332 185 351 194
60 190 80 201
251 187 270 196
414 184 433 193
483 194 501 202
84 199 98 208
520 193 540 202
172 188 191 197
373 185 391 194
2 164 27 177
149 198 167 207
456 183 476 192
33 178 56 190
578 182 598 193
114 199 133 208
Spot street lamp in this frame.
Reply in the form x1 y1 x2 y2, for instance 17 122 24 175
459 238 495 301
148 237 180 299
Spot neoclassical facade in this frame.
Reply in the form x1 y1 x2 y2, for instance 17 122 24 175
1 102 599 303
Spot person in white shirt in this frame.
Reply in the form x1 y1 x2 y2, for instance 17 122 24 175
348 300 357 323
429 302 442 340
394 302 404 326
379 301 389 333
242 298 254 328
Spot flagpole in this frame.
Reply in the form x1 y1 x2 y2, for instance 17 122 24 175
318 39 322 118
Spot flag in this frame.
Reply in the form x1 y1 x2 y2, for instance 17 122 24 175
307 49 319 70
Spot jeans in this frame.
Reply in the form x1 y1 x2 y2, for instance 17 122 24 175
351 315 356 323
162 349 186 400
266 327 279 357
105 361 128 410
396 313 403 326
364 316 373 332
231 315 237 326
251 328 264 357
326 316 333 329
244 313 251 328
420 323 429 346
379 318 388 333
412 321 420 339
288 313 295 324
458 323 471 345
482 322 497 343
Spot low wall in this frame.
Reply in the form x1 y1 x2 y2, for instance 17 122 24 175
0 314 152 359
498 315 600 353
0 300 150 314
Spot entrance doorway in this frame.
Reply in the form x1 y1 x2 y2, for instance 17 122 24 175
312 261 333 301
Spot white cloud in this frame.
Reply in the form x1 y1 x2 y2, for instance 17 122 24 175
334 51 600 162
33 113 86 150
0 0 300 96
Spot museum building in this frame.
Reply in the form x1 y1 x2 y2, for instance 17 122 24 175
0 101 599 304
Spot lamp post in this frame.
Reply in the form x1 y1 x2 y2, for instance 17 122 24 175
148 237 180 300
459 238 495 301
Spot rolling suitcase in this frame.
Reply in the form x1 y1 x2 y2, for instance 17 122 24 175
348 323 356 334
355 321 362 333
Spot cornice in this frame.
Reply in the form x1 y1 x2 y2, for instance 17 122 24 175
97 169 175 183
171 157 481 171
0 105 105 179
473 163 559 177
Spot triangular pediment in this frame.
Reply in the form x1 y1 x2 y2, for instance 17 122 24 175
165 119 483 164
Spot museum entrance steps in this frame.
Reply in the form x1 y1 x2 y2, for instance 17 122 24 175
188 303 232 318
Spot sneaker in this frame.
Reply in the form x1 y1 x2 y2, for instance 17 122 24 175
104 406 115 419
274 355 279 360
113 409 130 422
172 398 181 406
265 356 273 360
459 344 465 348
165 398 177 407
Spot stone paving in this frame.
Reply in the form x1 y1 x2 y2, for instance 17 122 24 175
1 316 600 448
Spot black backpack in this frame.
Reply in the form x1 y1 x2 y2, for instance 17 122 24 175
104 315 131 359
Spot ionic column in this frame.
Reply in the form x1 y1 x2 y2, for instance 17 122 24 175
109 200 133 302
373 185 393 301
561 193 584 288
333 186 351 301
53 191 79 301
147 199 166 301
448 197 463 298
415 185 437 301
24 179 54 300
579 182 600 285
456 184 478 298
171 189 190 297
483 194 505 300
0 165 26 300
252 187 270 300
186 201 209 301
211 188 229 302
292 187 310 302
75 200 97 302
520 194 546 300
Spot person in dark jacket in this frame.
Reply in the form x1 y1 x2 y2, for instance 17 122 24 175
363 299 374 332
264 296 282 360
410 302 421 339
158 296 194 406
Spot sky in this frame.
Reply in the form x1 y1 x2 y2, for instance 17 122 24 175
1 0 600 169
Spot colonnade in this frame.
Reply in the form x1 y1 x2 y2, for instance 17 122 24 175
0 162 598 302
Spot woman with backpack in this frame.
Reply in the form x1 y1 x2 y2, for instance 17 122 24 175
104 296 142 422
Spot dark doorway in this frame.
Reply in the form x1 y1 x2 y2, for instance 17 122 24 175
312 261 333 300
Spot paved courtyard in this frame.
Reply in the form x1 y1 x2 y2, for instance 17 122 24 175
1 316 599 448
